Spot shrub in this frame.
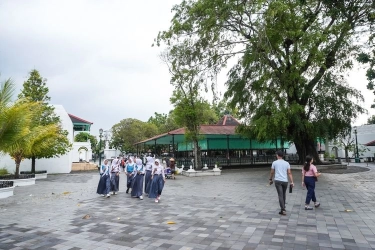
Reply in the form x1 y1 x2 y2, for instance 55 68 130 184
0 168 9 176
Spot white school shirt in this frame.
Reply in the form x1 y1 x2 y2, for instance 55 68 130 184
145 156 154 171
152 164 165 178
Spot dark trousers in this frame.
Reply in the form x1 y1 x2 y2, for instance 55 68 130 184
304 176 316 204
275 180 288 211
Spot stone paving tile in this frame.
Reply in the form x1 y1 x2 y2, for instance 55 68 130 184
0 164 375 249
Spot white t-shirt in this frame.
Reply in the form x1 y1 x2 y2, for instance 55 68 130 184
271 159 290 182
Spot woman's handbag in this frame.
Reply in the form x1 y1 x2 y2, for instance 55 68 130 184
313 176 318 182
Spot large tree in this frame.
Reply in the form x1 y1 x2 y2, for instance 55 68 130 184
147 112 179 134
156 0 373 163
18 69 70 172
111 118 159 154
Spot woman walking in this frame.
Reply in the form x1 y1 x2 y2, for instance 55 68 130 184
131 158 145 200
125 157 135 193
149 159 166 203
110 157 121 195
144 153 154 195
97 159 111 198
302 155 321 210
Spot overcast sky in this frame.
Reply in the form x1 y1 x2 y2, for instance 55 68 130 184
0 0 373 137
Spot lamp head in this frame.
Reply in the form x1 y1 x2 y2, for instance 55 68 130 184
99 128 103 135
354 126 357 133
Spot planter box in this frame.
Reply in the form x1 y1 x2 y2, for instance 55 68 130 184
0 181 14 199
12 178 36 186
20 171 47 179
0 186 14 198
182 169 222 177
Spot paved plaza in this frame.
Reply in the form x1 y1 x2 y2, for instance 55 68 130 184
0 164 375 250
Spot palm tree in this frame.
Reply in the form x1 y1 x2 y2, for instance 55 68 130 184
0 78 59 177
0 78 34 152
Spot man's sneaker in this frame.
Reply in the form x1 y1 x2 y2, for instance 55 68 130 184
126 188 129 194
305 206 313 210
157 196 161 200
314 202 320 208
101 194 105 197
139 196 143 200
106 194 110 198
155 199 159 203
113 192 117 195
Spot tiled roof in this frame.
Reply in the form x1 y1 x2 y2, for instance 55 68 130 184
216 115 240 126
365 140 375 146
167 125 237 135
68 114 93 124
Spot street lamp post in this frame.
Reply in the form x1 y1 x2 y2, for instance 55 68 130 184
354 126 359 163
99 128 103 166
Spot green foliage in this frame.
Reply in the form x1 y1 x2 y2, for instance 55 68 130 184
18 70 71 168
0 78 36 153
147 112 179 134
367 115 375 124
357 34 375 107
111 118 159 153
157 0 373 163
74 132 97 151
0 167 9 176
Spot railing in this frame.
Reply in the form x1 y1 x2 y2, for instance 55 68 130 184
176 156 279 169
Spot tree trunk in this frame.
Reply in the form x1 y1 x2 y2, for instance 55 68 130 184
31 156 36 173
193 140 201 170
294 135 322 165
345 148 349 162
15 160 21 179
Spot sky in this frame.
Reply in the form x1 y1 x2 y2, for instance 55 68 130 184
0 0 374 137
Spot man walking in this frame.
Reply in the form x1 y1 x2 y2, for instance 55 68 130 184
269 150 294 215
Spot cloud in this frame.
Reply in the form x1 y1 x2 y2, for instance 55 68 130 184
0 0 179 134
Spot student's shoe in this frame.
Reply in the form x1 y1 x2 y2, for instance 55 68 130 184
113 192 117 195
101 194 105 197
157 196 161 200
305 206 313 210
155 199 159 203
279 210 286 215
314 202 320 208
106 194 110 198
139 196 143 200
126 188 129 193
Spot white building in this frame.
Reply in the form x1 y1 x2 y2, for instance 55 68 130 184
0 105 94 174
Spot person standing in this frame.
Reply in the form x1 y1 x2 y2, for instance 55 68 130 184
169 158 176 179
149 159 166 203
97 159 111 198
125 157 135 194
269 150 294 215
110 157 120 195
144 153 154 195
131 158 145 200
302 155 321 210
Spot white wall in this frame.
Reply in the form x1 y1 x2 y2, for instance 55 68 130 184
0 105 74 173
72 141 93 162
327 124 375 159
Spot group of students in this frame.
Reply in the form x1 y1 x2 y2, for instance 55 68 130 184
96 154 167 203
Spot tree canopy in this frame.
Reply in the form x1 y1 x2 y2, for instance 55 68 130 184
74 132 98 152
157 0 374 163
18 69 71 172
111 118 159 153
